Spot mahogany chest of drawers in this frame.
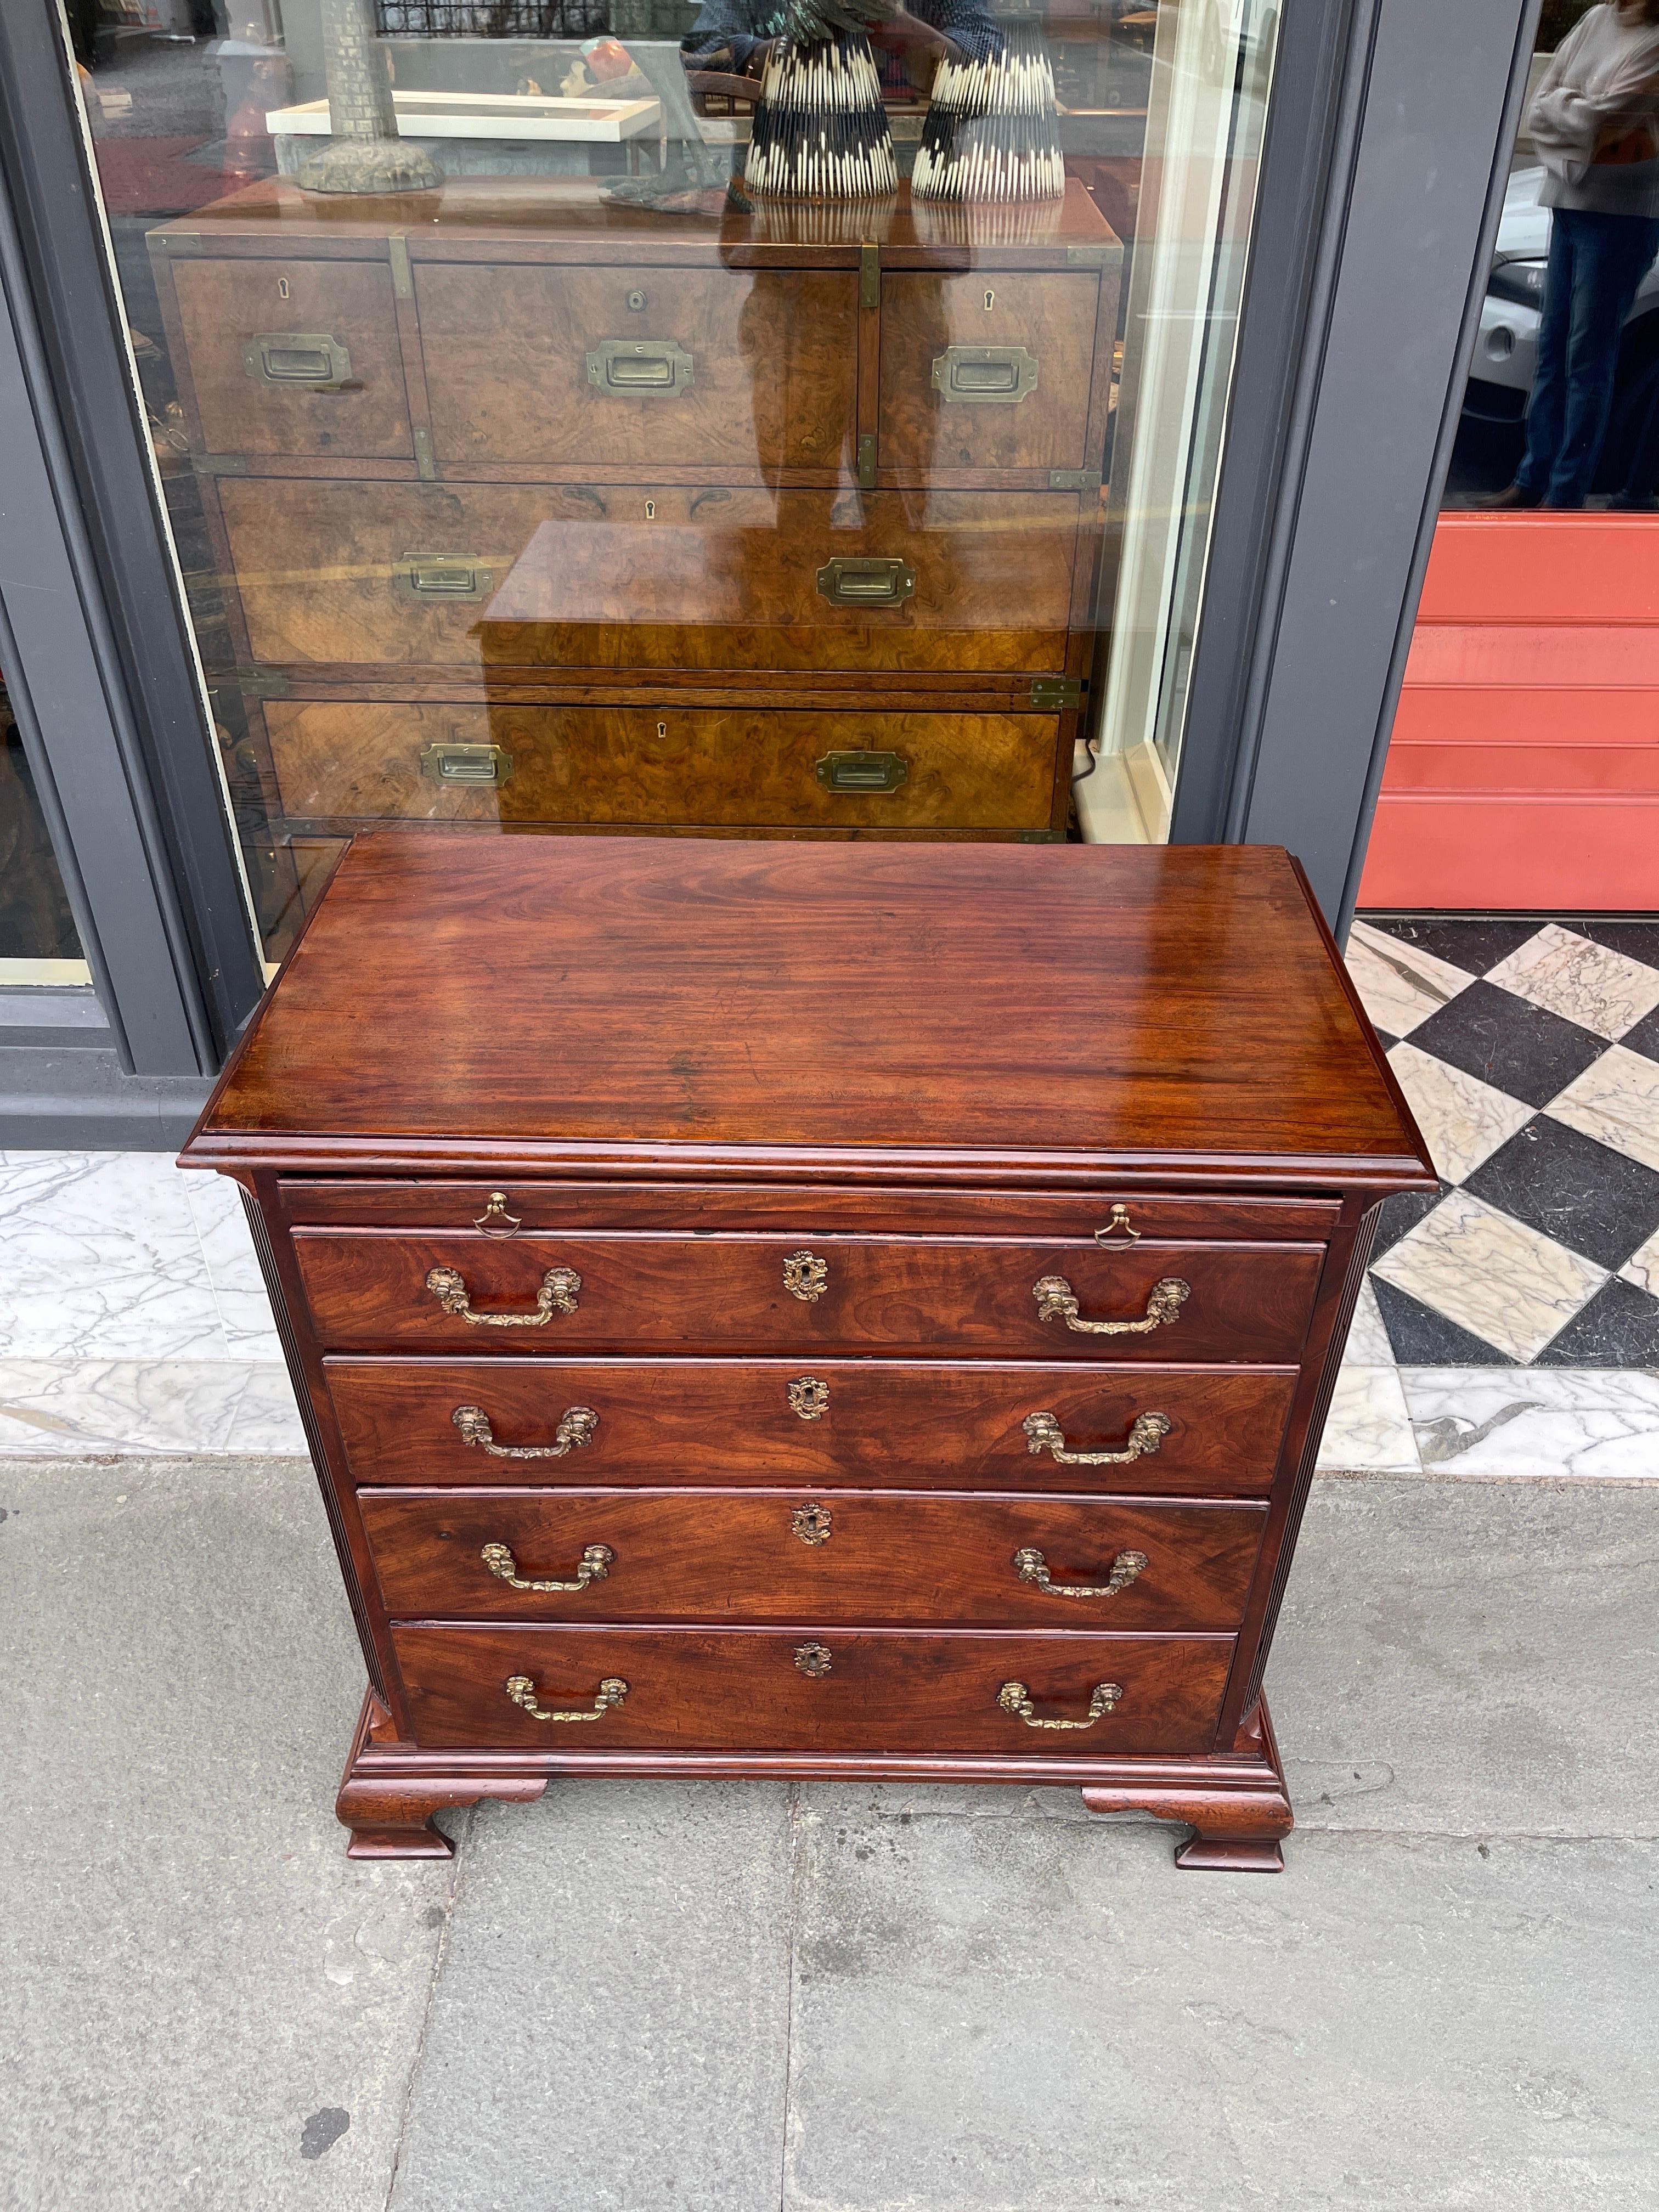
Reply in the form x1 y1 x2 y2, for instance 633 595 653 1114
179 834 1432 1870
147 178 1120 874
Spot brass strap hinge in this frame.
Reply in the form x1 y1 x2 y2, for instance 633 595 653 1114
193 453 247 476
413 426 437 479
162 232 202 253
1048 469 1102 491
387 235 414 299
856 433 876 489
1030 677 1084 709
860 243 880 312
1066 244 1114 267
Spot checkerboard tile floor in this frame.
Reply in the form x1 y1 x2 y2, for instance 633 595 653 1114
1348 916 1659 1367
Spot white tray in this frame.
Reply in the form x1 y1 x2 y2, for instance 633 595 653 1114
266 89 662 145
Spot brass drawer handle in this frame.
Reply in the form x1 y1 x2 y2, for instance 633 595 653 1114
931 343 1039 405
1013 1546 1147 1600
482 1540 613 1592
425 1264 580 1327
585 336 694 398
815 749 909 795
1022 1409 1171 1464
816 557 916 608
394 552 493 602
420 741 512 787
1032 1275 1189 1335
242 331 351 387
504 1673 628 1723
997 1680 1122 1730
453 1404 598 1458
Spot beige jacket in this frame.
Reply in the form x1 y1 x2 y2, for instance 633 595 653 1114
1528 2 1659 217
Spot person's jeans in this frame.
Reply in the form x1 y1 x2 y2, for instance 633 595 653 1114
1517 206 1659 507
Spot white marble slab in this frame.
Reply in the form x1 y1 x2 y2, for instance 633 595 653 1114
1344 922 1475 1039
1385 1041 1532 1184
1546 1044 1659 1175
183 1171 283 1359
1339 1277 1395 1367
1316 1366 1420 1473
1372 1188 1606 1363
1486 924 1659 1042
1620 1224 1659 1296
223 1362 308 1454
0 1152 230 1362
0 1359 253 1455
1402 1368 1659 1481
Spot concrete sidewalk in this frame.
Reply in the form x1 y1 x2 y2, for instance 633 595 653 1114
4 1458 1656 2211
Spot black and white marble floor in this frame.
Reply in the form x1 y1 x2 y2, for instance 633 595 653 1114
1 917 1656 1479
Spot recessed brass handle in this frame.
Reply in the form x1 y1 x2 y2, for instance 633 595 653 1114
997 1680 1122 1730
453 1404 599 1458
1022 1409 1171 1464
425 1265 581 1327
815 749 909 794
816 556 916 608
242 331 351 387
586 336 694 397
1032 1276 1189 1335
931 343 1039 405
394 552 493 602
504 1673 628 1723
1013 1546 1147 1600
482 1540 613 1592
419 741 512 787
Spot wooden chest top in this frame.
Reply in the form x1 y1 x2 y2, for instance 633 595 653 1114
184 836 1431 1188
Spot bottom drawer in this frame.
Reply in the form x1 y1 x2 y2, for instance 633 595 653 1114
393 1624 1233 1755
263 699 1061 833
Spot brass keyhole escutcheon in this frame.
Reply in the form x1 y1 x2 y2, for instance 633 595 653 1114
644 498 656 519
783 1251 828 1303
657 721 667 739
792 1502 832 1547
788 1375 830 1421
278 275 290 300
795 1641 833 1678
984 287 994 310
627 287 647 311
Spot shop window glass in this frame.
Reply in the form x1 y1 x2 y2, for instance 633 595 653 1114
0 669 88 981
65 0 1278 960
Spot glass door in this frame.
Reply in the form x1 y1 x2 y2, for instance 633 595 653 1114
65 0 1279 964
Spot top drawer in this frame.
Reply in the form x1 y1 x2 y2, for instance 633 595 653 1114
290 1231 1323 1362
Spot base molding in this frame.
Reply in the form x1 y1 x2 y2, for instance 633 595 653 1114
334 1690 1295 1866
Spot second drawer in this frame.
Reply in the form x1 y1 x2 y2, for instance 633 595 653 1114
360 1489 1267 1630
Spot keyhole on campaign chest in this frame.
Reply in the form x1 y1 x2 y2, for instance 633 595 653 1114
657 721 667 738
984 289 994 311
645 499 656 518
278 276 290 300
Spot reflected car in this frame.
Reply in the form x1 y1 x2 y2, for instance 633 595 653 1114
1464 164 1659 488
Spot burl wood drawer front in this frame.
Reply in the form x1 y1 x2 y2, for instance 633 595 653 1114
327 1360 1298 1498
879 273 1101 475
363 1490 1266 1630
219 480 1080 674
171 257 413 460
416 264 857 473
292 1233 1323 1363
264 699 1059 833
393 1624 1233 1754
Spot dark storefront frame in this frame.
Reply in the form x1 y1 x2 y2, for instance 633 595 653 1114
0 0 1538 1148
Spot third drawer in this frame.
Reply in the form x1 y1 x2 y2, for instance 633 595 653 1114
360 1488 1267 1630
326 1359 1300 1495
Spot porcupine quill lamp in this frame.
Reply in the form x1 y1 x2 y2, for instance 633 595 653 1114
742 0 897 201
912 18 1064 202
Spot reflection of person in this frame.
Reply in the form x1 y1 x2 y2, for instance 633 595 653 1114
1490 2 1659 507
683 0 1003 88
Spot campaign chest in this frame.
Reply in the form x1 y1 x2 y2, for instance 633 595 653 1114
148 179 1120 856
179 834 1432 1870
